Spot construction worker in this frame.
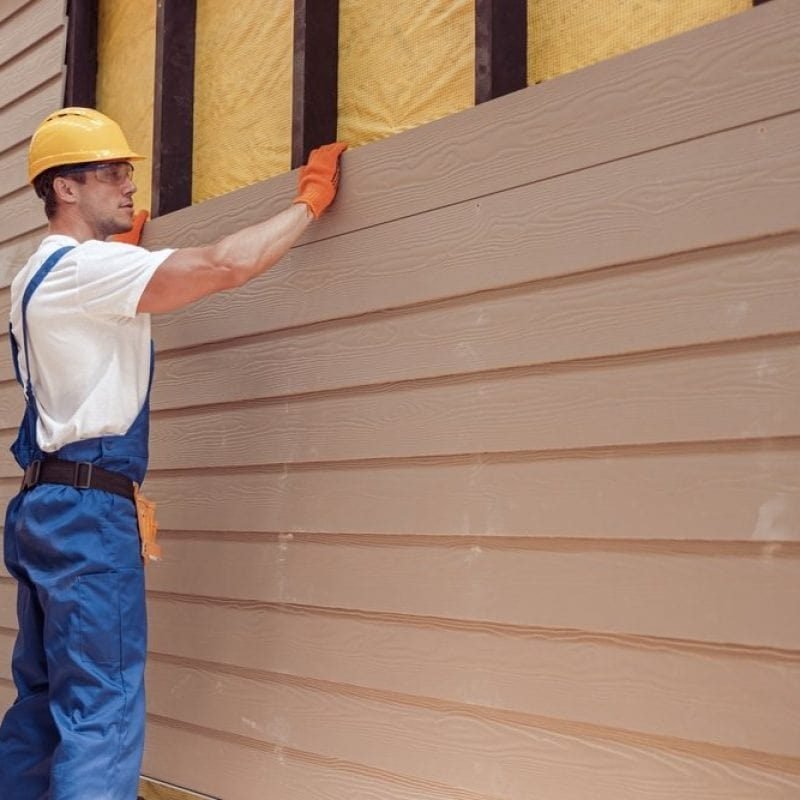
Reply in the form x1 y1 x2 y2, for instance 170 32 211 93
0 107 346 800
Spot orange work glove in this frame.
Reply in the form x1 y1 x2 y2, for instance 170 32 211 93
292 142 347 219
112 209 149 245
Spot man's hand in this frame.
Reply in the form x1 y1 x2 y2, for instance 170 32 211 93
292 142 348 219
112 209 149 245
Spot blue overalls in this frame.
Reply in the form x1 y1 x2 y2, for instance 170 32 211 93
0 246 152 800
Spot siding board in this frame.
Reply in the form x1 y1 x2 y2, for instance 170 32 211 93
150 112 800 351
146 234 800 409
143 536 800 649
143 659 800 800
0 141 29 199
5 596 798 758
0 28 65 110
0 186 44 242
0 74 63 158
0 225 44 287
137 340 800 468
1 444 791 540
0 0 64 70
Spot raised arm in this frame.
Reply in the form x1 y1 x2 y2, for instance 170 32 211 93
136 142 346 315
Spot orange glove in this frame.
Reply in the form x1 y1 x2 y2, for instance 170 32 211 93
112 209 149 245
292 142 347 218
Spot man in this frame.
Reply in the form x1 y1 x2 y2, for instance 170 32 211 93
0 106 346 799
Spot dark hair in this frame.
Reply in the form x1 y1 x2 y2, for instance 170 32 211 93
33 165 87 220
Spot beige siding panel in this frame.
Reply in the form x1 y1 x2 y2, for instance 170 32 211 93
147 235 800 409
0 444 798 539
142 0 800 255
0 28 65 111
1 340 797 471
144 659 800 800
145 712 800 800
135 340 800 469
0 580 14 627
0 0 64 70
0 444 789 540
0 186 42 242
145 536 800 649
0 602 798 760
0 225 43 288
152 113 800 351
0 74 63 155
0 141 29 199
0 0 33 24
143 715 503 800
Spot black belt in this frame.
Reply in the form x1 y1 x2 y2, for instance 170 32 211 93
21 459 135 501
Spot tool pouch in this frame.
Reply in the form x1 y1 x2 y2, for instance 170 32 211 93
133 483 162 564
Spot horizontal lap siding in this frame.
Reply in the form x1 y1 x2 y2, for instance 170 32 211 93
1 2 799 798
0 0 66 286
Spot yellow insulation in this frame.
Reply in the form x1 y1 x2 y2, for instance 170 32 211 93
94 1 754 207
337 0 474 149
96 0 156 214
528 0 751 83
192 0 293 204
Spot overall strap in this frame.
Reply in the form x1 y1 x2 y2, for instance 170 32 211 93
17 245 75 399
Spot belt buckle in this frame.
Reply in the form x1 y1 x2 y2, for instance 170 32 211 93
73 461 94 490
21 459 42 491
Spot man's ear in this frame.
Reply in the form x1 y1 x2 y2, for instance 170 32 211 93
52 176 79 205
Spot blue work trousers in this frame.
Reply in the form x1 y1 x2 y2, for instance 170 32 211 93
0 483 146 800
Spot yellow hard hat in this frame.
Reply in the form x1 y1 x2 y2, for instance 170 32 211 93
28 107 144 183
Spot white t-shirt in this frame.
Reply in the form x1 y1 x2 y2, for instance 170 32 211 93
9 235 174 452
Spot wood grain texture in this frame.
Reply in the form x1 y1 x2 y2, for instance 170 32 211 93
144 234 800 409
0 141 29 199
2 443 793 539
1 596 799 759
150 112 800 351
0 29 64 112
141 657 800 799
0 185 44 242
139 535 800 648
0 0 64 70
0 75 63 162
0 5 797 797
129 340 800 468
0 224 44 287
140 0 800 255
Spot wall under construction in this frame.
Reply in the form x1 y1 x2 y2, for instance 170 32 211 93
0 2 798 799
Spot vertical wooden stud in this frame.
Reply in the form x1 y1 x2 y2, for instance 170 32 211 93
292 0 339 169
475 0 528 104
152 0 197 217
64 0 98 108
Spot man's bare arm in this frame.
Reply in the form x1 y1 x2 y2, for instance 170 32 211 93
137 203 312 314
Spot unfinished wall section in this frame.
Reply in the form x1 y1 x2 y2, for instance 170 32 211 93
0 2 798 799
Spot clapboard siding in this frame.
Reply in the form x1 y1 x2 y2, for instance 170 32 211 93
0 0 64 71
0 0 66 287
1 3 798 798
147 110 800 351
136 537 800 649
0 441 796 541
0 28 65 111
0 142 29 198
5 590 797 757
0 231 799 418
0 225 45 287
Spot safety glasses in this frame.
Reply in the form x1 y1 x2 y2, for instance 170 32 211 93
59 161 135 185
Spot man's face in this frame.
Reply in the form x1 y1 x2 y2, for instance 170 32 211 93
62 161 137 239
